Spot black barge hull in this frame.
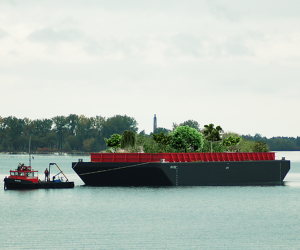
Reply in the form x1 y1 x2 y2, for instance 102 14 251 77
72 160 290 186
4 178 74 190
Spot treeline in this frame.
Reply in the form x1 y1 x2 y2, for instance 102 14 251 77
0 115 138 152
242 134 300 151
1 115 299 153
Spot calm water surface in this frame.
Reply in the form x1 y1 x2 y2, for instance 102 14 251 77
0 152 300 249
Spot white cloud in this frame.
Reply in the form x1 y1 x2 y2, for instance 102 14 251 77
0 28 8 38
207 0 300 21
28 27 84 43
0 0 300 137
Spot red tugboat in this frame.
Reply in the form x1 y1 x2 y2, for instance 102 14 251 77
4 163 74 190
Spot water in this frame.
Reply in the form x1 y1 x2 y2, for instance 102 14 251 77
1 152 300 249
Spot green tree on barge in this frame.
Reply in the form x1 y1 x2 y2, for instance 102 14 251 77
171 126 203 153
203 124 223 153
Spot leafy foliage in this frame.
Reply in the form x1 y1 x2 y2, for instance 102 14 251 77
0 114 138 152
222 135 241 146
3 116 25 151
242 134 300 151
171 126 203 153
222 133 253 152
253 141 269 152
83 138 96 152
202 141 225 153
203 124 223 142
142 137 160 153
180 120 200 131
141 134 176 153
101 115 138 139
2 114 300 153
222 135 241 152
203 124 223 153
121 130 136 149
52 116 68 150
154 127 171 135
238 139 255 152
172 120 200 132
105 134 121 152
63 142 72 152
151 132 172 152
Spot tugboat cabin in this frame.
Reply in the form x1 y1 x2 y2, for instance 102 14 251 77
8 164 39 183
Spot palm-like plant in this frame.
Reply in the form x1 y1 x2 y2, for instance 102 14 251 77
203 124 223 153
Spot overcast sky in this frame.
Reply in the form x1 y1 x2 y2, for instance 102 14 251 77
1 0 299 137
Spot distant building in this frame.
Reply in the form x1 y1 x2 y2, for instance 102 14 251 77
153 114 157 134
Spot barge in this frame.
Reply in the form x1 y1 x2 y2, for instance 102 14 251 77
72 152 290 186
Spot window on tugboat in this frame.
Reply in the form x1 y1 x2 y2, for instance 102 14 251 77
26 172 34 177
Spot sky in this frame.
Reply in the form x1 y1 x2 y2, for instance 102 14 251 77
0 0 299 138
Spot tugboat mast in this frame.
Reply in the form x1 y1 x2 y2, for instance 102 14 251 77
29 136 31 167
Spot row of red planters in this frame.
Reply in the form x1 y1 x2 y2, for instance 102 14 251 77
91 152 275 163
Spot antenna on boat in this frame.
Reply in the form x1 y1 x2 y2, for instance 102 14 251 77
29 135 31 167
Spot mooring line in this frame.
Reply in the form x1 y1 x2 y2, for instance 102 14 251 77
78 162 151 176
72 162 79 169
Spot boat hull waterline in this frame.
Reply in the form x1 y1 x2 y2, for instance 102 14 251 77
4 178 74 190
